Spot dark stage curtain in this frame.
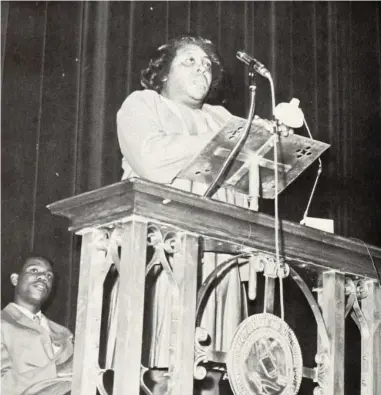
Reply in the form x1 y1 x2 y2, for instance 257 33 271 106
2 0 380 347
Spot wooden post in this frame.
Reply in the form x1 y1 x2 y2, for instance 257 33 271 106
71 230 111 395
167 232 199 395
360 280 381 395
113 219 148 395
320 271 346 395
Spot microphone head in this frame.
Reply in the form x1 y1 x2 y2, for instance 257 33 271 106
236 51 251 65
236 51 270 78
236 51 245 60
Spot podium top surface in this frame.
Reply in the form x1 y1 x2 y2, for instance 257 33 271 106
178 116 330 198
47 178 381 280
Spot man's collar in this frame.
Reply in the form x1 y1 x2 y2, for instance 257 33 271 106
11 302 42 321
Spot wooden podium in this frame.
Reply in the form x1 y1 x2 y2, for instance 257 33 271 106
48 178 381 395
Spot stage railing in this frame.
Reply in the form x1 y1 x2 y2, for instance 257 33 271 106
48 178 381 395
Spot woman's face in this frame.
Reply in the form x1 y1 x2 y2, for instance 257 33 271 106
161 43 213 108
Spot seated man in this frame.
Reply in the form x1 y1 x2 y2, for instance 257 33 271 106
1 255 74 395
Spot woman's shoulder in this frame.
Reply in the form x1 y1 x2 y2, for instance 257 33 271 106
117 89 162 119
120 89 160 108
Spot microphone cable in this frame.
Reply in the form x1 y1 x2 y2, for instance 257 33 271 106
349 237 381 287
300 118 323 225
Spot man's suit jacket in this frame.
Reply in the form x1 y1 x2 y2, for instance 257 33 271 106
1 303 74 395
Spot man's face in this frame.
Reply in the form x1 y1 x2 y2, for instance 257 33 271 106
12 257 54 309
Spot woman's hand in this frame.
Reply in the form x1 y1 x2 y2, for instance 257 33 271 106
252 115 295 137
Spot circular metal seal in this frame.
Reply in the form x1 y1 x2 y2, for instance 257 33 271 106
227 313 303 395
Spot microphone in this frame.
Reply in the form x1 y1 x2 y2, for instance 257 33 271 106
236 51 271 78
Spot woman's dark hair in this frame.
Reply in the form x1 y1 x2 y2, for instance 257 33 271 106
140 34 227 101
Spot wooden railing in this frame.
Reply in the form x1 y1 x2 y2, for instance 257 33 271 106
48 178 381 395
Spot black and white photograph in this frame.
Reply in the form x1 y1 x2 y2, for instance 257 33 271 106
1 1 381 395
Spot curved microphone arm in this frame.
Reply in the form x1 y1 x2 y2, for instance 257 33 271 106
203 80 258 198
266 75 284 272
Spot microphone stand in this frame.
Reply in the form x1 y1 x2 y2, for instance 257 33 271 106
204 71 258 198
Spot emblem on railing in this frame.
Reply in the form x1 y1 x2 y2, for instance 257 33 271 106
226 313 303 395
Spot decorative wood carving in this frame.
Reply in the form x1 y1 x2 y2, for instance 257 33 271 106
47 179 381 395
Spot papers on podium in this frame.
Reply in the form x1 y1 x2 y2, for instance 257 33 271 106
301 217 334 233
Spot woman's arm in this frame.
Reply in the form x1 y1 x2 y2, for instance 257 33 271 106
117 91 214 184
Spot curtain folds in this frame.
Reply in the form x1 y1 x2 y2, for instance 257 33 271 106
2 0 381 327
